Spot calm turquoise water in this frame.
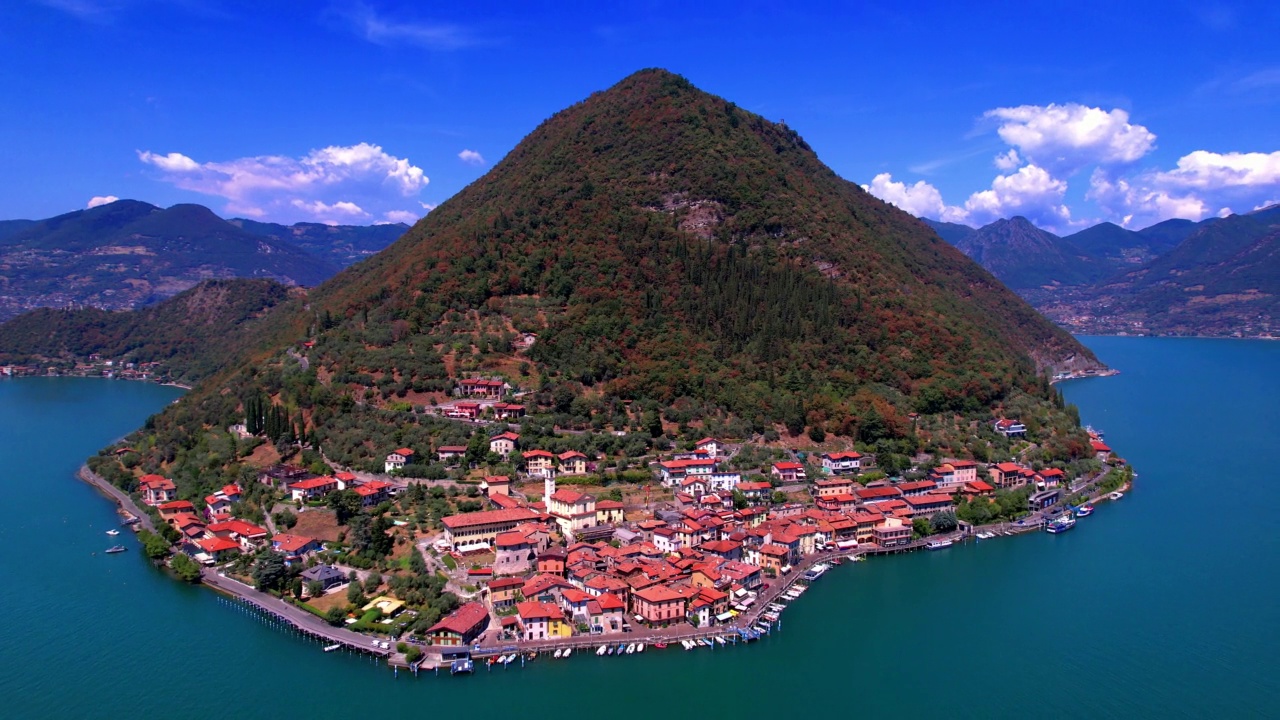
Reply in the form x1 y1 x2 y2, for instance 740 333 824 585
1 337 1277 718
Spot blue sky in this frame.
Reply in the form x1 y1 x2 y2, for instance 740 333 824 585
2 1 1278 233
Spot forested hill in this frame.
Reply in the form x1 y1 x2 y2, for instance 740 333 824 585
0 279 292 384
122 65 1100 448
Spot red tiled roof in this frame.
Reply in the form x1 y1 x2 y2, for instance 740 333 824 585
159 500 193 511
550 489 586 504
197 537 239 553
522 450 555 459
695 437 718 446
634 584 684 603
821 451 862 460
773 462 803 471
488 577 525 591
595 500 623 510
428 602 489 636
855 486 902 499
965 480 995 492
597 592 626 611
393 448 414 457
659 458 717 470
272 534 317 553
516 601 563 621
438 445 467 453
441 507 540 530
289 476 336 490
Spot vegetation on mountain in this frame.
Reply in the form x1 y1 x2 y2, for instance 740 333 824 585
1062 221 1181 268
0 279 292 383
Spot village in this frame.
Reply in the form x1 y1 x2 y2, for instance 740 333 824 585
107 376 1128 674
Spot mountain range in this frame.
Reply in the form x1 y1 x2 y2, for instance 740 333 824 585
0 200 406 321
925 208 1279 337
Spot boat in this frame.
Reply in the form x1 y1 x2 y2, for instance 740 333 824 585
487 656 497 666
682 640 694 650
105 529 120 536
1045 515 1077 534
596 645 607 656
625 643 635 654
563 647 572 658
636 643 645 653
500 654 513 664
527 651 537 660
450 658 474 675
1076 504 1094 517
976 531 996 540
105 545 127 554
1109 491 1124 501
926 538 953 550
653 642 667 649
323 643 342 652
615 643 626 654
553 648 563 658
715 636 726 645
606 646 615 655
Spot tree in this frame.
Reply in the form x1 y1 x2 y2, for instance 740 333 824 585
273 508 298 529
306 580 324 598
325 606 346 626
346 580 365 604
912 517 932 538
808 425 826 443
770 490 788 505
930 511 958 534
253 551 288 593
170 552 202 583
327 489 363 524
138 529 171 560
364 572 383 594
731 489 749 510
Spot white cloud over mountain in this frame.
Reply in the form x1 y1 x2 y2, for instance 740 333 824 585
984 103 1157 174
138 142 428 223
458 149 485 166
86 195 119 208
865 102 1279 232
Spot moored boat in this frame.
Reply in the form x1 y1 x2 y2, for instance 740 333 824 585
625 643 635 654
553 648 563 658
1076 504 1094 517
596 645 607 656
105 529 120 536
563 647 572 658
926 538 953 550
105 545 127 554
1109 491 1124 501
450 658 474 675
653 642 667 649
636 643 645 653
1045 515 1076 534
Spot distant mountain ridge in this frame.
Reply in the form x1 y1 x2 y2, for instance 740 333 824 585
925 209 1279 337
0 200 405 321
228 218 408 268
948 216 1107 289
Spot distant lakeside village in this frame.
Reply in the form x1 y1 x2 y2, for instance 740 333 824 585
75 364 1134 674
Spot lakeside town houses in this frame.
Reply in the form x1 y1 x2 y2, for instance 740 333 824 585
124 395 1117 667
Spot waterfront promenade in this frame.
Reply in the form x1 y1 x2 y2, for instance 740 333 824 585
77 464 154 532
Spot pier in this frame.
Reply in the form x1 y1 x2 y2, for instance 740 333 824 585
201 570 391 658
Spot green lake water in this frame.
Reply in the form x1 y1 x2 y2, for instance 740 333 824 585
1 337 1277 718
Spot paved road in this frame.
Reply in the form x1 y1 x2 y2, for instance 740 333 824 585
77 464 155 532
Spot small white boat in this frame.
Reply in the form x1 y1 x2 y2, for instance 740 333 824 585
105 529 120 536
625 643 635 654
926 538 954 550
553 648 563 658
500 654 513 664
636 643 645 653
323 643 342 652
562 647 572 658
682 640 694 650
715 636 726 645
596 645 607 656
1109 491 1124 500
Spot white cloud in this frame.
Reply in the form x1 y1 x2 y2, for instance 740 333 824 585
993 149 1021 171
1256 200 1280 211
340 3 482 50
419 201 437 211
1087 150 1280 228
984 103 1156 174
458 149 485 166
383 210 419 224
138 150 199 172
962 164 1076 231
86 195 119 208
290 199 367 217
1152 150 1280 190
862 173 968 223
138 142 428 223
1086 169 1209 228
